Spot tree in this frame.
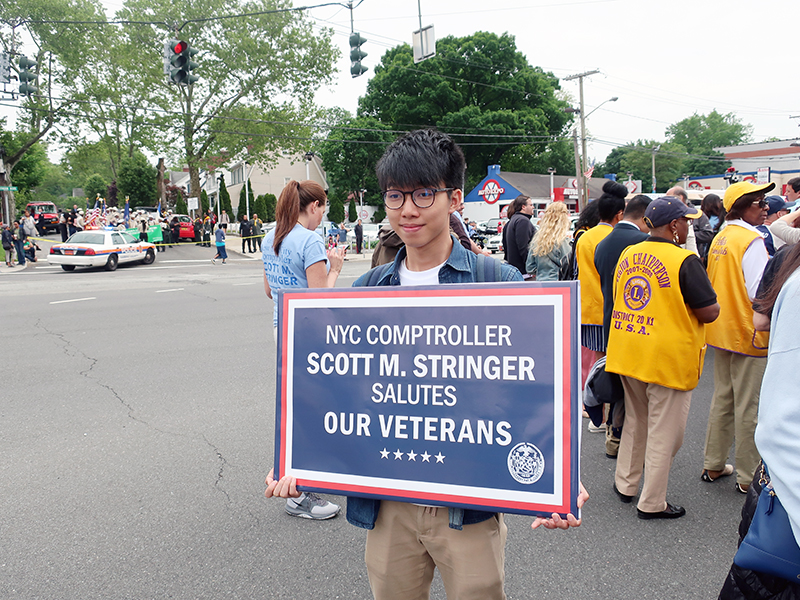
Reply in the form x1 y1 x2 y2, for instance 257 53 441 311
327 197 345 224
106 181 119 208
117 153 157 208
200 190 209 215
165 183 185 211
218 176 233 218
348 200 357 223
253 194 268 222
665 110 752 177
316 115 393 209
237 179 256 220
108 0 338 209
358 32 573 189
615 140 687 194
84 174 108 202
262 193 277 221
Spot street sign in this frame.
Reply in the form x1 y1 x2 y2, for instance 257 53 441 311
0 186 18 191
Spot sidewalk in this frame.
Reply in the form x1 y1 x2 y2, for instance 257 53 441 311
0 262 31 274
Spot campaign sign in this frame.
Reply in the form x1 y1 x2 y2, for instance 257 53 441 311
274 282 581 519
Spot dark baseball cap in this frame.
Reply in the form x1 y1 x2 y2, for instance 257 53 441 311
643 196 701 229
765 195 790 215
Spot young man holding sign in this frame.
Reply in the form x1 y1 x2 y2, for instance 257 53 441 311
266 129 587 600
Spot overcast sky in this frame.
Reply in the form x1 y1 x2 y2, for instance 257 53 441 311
5 0 798 167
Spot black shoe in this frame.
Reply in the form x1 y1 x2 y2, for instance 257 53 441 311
637 503 686 520
613 483 633 504
606 452 618 459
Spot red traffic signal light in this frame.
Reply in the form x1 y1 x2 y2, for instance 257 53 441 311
172 40 187 54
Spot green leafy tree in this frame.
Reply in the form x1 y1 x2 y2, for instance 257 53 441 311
327 197 345 224
117 153 157 208
176 196 188 214
665 110 752 176
348 200 357 222
218 176 233 219
200 189 209 214
253 194 268 222
358 32 573 189
263 193 277 221
106 181 119 207
108 0 338 208
372 205 386 224
616 140 687 194
317 115 393 208
84 174 108 201
61 141 116 190
165 183 185 211
237 179 256 220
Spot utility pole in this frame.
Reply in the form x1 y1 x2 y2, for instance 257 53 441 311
564 69 599 209
651 145 660 193
572 128 582 212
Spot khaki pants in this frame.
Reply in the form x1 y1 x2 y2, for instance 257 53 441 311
365 501 507 600
703 349 766 486
615 376 692 513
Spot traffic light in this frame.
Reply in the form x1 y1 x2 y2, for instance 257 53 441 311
0 52 10 85
164 39 198 86
18 56 38 96
349 33 367 78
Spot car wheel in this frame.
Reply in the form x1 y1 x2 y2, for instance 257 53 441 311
142 249 155 265
61 264 76 271
105 253 118 271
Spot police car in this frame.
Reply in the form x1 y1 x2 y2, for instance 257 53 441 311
48 229 156 271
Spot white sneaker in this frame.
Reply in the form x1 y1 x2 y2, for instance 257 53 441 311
285 493 340 520
588 422 606 433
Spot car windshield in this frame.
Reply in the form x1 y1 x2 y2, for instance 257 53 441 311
66 232 106 245
120 232 138 244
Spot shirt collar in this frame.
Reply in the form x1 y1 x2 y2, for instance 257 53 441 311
727 219 760 233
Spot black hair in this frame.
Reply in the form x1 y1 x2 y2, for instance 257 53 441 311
623 194 652 220
597 180 627 221
701 193 722 218
787 177 800 193
376 129 466 191
574 199 600 232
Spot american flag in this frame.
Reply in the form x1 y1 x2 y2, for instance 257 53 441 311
584 159 595 179
84 207 102 229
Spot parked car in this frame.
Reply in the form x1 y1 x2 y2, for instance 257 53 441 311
26 202 59 233
485 234 503 254
346 223 382 247
169 215 197 240
479 218 508 236
48 229 156 271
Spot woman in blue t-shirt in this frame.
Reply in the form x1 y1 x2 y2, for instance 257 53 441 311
261 179 345 520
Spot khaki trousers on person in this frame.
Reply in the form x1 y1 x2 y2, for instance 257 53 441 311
365 501 507 600
615 376 692 513
703 349 766 487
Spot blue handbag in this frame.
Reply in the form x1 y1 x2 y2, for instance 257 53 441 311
734 464 800 582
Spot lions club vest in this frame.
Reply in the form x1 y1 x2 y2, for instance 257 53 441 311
705 224 768 357
576 223 613 326
606 240 706 391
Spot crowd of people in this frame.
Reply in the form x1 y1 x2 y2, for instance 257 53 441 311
258 131 800 598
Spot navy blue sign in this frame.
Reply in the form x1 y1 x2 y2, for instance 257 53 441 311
274 282 581 518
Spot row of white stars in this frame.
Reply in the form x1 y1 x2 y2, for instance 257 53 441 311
380 448 445 463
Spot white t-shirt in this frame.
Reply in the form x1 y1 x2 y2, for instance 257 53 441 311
397 258 446 286
262 224 328 326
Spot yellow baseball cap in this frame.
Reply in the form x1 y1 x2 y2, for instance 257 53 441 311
723 181 776 212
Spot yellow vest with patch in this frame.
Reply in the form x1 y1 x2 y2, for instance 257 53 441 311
705 224 768 357
576 223 613 325
606 240 706 391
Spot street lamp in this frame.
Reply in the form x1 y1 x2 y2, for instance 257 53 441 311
547 167 556 201
565 96 618 209
651 145 661 193
304 152 315 181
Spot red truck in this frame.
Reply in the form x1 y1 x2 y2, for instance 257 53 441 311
26 202 60 233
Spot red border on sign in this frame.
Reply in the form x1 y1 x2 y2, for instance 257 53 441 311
276 284 577 516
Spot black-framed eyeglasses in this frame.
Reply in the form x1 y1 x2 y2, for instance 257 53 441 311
382 188 454 210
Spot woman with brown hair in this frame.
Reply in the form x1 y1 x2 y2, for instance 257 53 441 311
261 180 344 520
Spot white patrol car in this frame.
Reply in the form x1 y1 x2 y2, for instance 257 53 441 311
48 229 157 271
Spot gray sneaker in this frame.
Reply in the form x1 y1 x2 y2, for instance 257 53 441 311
285 493 340 520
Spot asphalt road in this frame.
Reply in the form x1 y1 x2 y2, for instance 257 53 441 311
1 236 744 599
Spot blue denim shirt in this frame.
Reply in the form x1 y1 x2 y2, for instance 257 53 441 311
347 238 523 530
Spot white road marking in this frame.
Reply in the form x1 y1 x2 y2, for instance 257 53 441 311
155 288 184 293
50 297 96 305
233 282 258 286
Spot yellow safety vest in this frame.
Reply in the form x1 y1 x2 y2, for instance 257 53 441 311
606 240 707 391
576 223 613 326
705 224 768 357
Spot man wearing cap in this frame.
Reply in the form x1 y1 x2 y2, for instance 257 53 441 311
606 197 719 519
702 181 773 494
757 195 791 255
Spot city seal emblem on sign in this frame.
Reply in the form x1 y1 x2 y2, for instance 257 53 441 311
507 442 545 484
